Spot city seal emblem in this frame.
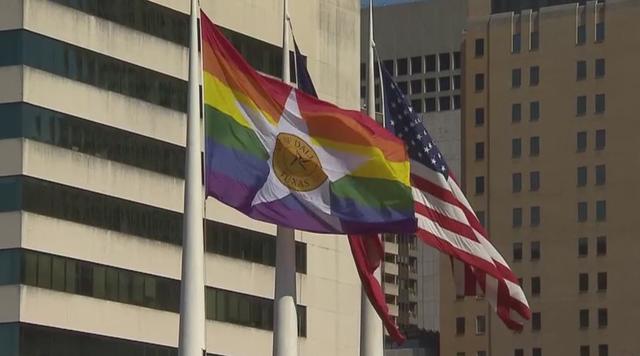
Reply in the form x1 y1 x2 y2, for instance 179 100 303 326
273 133 328 192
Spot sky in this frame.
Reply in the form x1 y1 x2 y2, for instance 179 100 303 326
361 0 429 7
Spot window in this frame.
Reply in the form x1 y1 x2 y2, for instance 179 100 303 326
512 68 522 88
512 138 522 158
580 309 589 328
530 136 540 156
457 353 465 356
530 101 540 121
513 242 523 261
475 142 485 161
425 78 436 92
513 173 522 193
411 56 422 74
531 241 540 260
425 98 436 113
456 317 466 335
453 75 461 90
577 60 587 80
595 58 605 77
595 129 606 150
595 165 606 185
597 236 607 256
530 206 540 226
531 277 541 296
477 352 487 356
410 80 422 94
597 272 607 291
596 22 605 42
397 58 408 75
475 108 485 126
439 77 451 91
425 55 436 72
383 60 394 74
577 166 587 187
533 348 542 356
397 81 408 94
439 97 451 111
596 200 606 221
453 95 461 109
532 312 541 331
598 344 608 356
577 25 586 45
530 171 540 191
578 237 588 257
578 202 588 222
475 39 484 57
595 94 605 114
577 131 587 152
512 33 521 53
360 63 366 80
581 345 590 356
439 53 451 71
476 315 486 334
598 308 607 328
475 176 485 195
579 273 589 292
475 74 485 91
531 31 540 50
513 208 523 227
577 96 587 116
530 66 540 86
515 349 524 356
454 52 461 69
512 103 522 122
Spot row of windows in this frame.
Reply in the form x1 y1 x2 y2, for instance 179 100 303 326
516 345 610 356
577 165 606 186
491 0 585 14
512 137 540 158
0 176 307 273
0 102 186 177
577 129 606 151
512 241 541 261
577 201 607 222
579 308 608 328
411 95 461 113
511 66 540 88
362 52 461 79
578 236 607 257
513 171 541 192
0 322 229 356
0 30 188 112
577 94 606 116
364 76 461 98
577 59 606 80
512 207 542 228
0 249 307 335
578 272 608 293
512 101 541 122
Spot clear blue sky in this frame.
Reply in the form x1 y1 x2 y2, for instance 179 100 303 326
361 0 429 7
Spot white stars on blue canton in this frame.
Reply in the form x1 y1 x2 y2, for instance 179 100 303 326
381 69 449 178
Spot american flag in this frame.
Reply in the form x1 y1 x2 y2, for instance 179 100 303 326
381 68 531 330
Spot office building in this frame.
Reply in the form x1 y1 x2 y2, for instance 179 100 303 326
0 0 363 355
441 0 640 355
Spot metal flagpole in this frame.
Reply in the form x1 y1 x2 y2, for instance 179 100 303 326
178 0 206 355
273 0 299 355
360 1 384 355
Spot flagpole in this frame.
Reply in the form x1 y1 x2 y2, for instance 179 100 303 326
273 0 299 355
360 1 385 355
178 0 206 355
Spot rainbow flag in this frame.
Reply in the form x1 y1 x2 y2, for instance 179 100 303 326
201 12 415 234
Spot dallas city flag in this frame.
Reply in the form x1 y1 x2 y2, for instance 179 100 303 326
201 12 415 234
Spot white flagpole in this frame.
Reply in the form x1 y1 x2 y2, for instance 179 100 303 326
360 0 385 355
178 0 206 355
273 0 299 355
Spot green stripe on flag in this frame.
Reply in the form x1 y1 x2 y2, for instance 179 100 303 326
205 105 269 160
331 175 413 212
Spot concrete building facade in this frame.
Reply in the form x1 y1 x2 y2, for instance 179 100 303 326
0 0 364 355
441 0 640 355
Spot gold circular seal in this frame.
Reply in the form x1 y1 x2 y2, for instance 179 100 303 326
273 133 328 192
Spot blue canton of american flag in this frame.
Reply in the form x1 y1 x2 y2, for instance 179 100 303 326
380 68 531 331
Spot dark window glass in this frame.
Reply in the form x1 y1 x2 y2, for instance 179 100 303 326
425 98 436 113
530 101 540 121
578 202 588 222
577 60 587 80
530 206 540 226
425 78 436 92
515 350 524 356
456 317 465 335
599 344 608 356
512 69 522 88
475 142 485 161
580 309 589 328
577 96 587 116
476 315 486 334
580 346 590 356
578 25 586 45
453 51 461 69
595 94 605 114
475 176 485 195
512 138 522 158
475 108 485 126
360 63 366 81
411 56 423 74
475 39 485 57
597 272 607 291
531 241 540 260
513 208 523 227
453 95 461 109
453 75 461 90
512 33 521 53
596 22 605 42
533 347 542 356
595 129 606 150
397 81 408 94
531 31 540 50
596 200 606 221
532 312 541 331
476 211 486 227
425 55 436 72
530 171 540 191
597 236 607 256
578 237 588 257
0 250 20 285
439 97 451 111
411 99 423 113
397 58 408 75
595 165 606 185
513 173 522 193
411 80 422 94
595 58 605 78
475 73 485 91
577 131 587 152
513 242 523 261
579 273 589 292
380 60 393 75
530 66 540 86
531 276 541 296
598 308 607 328
530 136 540 156
512 103 522 122
577 166 587 187
439 77 451 91
439 53 450 71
